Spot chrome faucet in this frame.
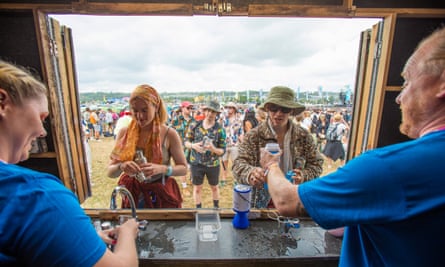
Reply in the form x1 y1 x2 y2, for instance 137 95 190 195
110 185 137 218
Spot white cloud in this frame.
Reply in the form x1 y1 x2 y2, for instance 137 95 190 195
50 14 380 93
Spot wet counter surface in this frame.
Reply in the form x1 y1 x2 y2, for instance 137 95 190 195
135 218 342 267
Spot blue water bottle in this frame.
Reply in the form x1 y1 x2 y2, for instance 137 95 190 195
285 170 295 183
232 184 252 229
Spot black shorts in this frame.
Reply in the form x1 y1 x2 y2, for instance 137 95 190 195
190 164 220 186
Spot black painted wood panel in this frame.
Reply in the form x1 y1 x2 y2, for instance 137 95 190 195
388 18 445 86
377 91 411 148
0 10 41 75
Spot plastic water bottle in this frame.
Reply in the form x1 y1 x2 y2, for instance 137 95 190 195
263 143 280 190
134 149 147 182
202 136 212 152
265 143 280 154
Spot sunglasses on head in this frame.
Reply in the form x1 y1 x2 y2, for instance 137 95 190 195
268 104 292 114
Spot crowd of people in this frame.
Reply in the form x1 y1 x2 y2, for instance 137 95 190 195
81 86 352 209
83 107 119 141
1 26 444 266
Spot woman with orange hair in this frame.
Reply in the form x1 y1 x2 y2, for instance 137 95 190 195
107 84 187 208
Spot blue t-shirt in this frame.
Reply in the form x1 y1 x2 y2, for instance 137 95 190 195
299 130 445 267
0 163 106 266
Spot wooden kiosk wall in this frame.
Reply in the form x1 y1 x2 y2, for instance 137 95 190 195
0 0 444 202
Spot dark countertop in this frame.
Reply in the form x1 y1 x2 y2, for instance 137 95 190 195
135 217 342 267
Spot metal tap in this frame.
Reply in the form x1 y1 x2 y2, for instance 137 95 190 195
110 186 137 218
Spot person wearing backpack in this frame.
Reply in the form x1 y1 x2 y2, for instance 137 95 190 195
322 113 348 168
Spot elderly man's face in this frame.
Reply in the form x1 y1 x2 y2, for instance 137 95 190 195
396 40 442 138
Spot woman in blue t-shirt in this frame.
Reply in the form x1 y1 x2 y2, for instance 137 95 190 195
0 60 139 267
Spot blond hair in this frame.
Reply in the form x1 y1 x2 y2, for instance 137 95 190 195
334 113 342 122
256 108 267 122
0 60 47 105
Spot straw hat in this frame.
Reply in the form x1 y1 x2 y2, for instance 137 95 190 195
260 86 305 115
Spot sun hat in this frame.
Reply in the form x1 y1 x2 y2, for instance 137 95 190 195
260 86 305 115
334 113 343 121
224 102 238 111
204 100 221 113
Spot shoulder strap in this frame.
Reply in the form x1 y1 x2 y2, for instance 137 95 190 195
329 123 338 132
162 127 170 147
329 124 339 139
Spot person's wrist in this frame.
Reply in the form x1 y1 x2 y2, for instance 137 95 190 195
270 162 279 168
166 165 173 176
266 162 279 170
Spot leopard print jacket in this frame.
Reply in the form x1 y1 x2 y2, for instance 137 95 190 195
232 119 324 208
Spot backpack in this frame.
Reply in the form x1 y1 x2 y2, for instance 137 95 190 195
326 124 339 141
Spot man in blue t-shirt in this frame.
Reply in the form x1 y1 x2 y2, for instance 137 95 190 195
260 27 445 267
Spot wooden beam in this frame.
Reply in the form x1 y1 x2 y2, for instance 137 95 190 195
70 3 193 15
0 3 194 16
85 208 312 221
355 8 445 18
248 4 354 17
2 2 444 18
385 86 401 92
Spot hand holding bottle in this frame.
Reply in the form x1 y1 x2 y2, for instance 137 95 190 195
134 149 148 182
260 143 282 190
260 144 281 169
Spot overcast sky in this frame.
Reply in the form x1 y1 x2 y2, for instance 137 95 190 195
50 15 380 94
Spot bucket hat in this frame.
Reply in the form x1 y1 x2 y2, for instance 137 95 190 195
204 100 221 113
260 86 305 115
224 102 238 112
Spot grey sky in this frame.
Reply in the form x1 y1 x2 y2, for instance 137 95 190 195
51 15 380 93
